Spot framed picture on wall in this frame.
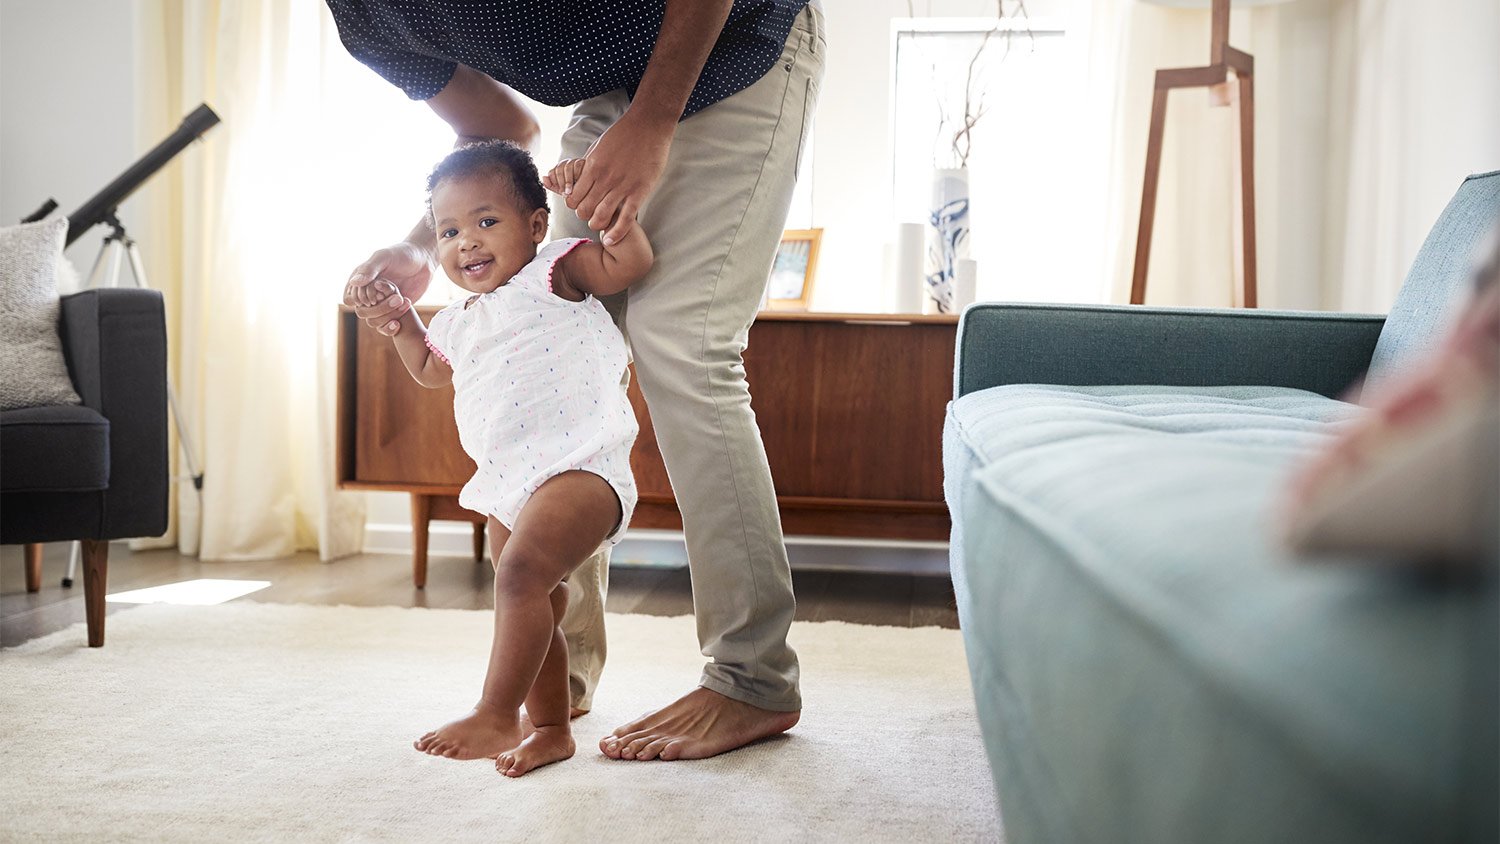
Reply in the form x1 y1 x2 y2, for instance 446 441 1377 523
766 228 822 311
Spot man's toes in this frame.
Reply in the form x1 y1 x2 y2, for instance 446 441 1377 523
659 739 688 761
622 735 656 760
637 737 672 761
603 730 646 759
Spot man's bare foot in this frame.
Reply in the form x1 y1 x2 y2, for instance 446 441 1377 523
497 725 576 777
600 687 800 762
413 707 522 760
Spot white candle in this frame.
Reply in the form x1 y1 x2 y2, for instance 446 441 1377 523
895 222 925 314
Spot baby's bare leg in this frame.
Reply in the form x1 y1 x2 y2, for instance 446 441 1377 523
414 517 517 759
414 471 619 764
497 583 576 777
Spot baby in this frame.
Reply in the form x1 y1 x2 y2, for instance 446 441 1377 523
352 140 652 776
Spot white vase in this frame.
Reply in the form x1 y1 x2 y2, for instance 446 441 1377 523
925 167 970 314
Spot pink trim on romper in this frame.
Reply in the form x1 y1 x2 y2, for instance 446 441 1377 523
544 238 591 294
425 335 451 366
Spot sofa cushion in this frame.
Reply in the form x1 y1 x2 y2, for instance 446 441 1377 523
0 217 83 411
946 384 1362 486
0 405 109 492
956 383 1491 842
1366 170 1500 396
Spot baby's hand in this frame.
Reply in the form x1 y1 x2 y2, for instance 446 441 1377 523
346 278 400 309
542 158 587 197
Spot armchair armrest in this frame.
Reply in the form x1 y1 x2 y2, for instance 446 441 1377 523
59 288 169 539
954 303 1386 401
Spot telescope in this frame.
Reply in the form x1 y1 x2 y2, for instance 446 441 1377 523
23 103 220 245
21 104 220 590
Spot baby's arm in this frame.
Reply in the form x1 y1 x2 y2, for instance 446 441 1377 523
544 159 655 298
389 308 452 388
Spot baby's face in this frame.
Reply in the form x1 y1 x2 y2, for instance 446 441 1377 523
431 172 547 295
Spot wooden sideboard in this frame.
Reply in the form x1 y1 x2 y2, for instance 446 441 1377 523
337 307 958 586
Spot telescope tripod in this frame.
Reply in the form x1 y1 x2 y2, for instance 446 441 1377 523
58 217 203 588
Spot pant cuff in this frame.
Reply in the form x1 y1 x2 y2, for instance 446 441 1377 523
699 672 802 713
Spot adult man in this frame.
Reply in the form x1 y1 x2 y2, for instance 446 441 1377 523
331 0 824 761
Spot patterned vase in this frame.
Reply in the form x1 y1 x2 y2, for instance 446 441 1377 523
925 167 970 314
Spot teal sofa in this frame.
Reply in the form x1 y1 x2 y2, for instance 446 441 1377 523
943 172 1499 843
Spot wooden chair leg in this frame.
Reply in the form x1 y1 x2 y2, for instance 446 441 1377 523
1237 71 1258 308
1131 82 1171 305
472 522 485 563
80 539 109 648
24 543 43 593
410 493 431 589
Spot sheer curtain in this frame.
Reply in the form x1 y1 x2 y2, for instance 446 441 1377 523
134 1 453 560
1073 0 1499 311
1322 0 1500 311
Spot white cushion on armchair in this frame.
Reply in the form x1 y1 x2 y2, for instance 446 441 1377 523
0 217 82 411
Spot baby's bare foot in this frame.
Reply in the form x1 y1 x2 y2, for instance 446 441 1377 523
414 707 522 760
497 724 576 777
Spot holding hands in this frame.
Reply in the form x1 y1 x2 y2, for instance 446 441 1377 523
542 113 672 246
344 241 433 337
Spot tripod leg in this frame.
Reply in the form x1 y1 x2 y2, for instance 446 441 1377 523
85 242 112 289
63 540 80 588
123 241 205 491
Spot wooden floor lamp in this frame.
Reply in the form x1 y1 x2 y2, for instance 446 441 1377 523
1131 0 1266 307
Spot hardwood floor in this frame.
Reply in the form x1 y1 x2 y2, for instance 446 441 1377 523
0 542 958 648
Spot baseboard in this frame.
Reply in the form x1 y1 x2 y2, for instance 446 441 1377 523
362 524 950 575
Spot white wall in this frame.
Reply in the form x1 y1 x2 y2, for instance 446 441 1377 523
0 0 143 276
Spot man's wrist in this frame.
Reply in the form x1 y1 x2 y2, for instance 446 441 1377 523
620 101 679 135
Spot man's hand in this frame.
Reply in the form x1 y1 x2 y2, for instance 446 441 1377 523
566 113 673 246
344 241 433 336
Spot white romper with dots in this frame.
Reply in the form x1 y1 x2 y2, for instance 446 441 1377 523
425 238 638 544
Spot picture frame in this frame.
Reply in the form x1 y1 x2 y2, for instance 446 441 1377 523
765 228 822 311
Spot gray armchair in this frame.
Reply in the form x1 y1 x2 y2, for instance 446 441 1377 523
2 287 169 646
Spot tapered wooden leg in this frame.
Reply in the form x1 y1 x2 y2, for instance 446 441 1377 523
1132 82 1171 305
25 543 43 593
472 522 485 563
1237 72 1258 308
80 539 109 647
410 493 431 589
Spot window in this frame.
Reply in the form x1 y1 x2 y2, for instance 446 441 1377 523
891 18 1079 303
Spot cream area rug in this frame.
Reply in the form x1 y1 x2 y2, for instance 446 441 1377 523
0 603 1000 842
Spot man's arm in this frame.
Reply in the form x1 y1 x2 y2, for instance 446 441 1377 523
567 0 734 245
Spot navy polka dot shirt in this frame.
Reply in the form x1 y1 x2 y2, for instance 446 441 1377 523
326 1 810 119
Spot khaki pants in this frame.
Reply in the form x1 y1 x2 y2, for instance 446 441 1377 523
552 4 825 713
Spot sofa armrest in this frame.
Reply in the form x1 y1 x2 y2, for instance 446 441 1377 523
954 303 1387 400
59 288 169 539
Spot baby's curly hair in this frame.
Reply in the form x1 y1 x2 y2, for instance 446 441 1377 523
426 140 548 217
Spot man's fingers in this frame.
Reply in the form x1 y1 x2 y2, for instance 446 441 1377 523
354 294 408 324
587 192 623 232
601 200 639 246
